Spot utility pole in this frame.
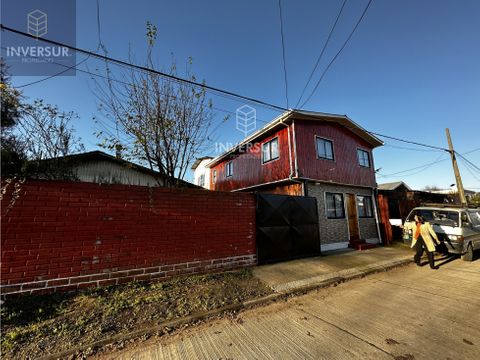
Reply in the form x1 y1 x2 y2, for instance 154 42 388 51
445 128 467 207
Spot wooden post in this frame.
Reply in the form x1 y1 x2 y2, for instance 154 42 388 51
445 128 467 206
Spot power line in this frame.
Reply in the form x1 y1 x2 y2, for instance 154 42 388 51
377 153 447 178
3 25 466 156
370 131 448 151
300 0 374 108
377 147 480 178
295 0 348 107
1 24 287 112
455 152 480 173
14 55 91 88
277 0 289 108
383 142 442 152
459 158 480 183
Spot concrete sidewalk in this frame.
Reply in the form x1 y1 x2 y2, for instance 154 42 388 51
253 244 413 293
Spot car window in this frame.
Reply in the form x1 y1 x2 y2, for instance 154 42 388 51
407 209 459 226
468 210 480 227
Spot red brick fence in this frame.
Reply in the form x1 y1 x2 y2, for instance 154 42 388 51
1 180 256 296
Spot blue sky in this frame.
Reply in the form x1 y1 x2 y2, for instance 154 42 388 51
6 0 480 189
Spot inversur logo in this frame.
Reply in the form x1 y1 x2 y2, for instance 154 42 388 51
1 0 76 75
5 9 70 63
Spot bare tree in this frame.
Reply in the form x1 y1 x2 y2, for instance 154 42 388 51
92 22 213 187
17 99 85 178
423 185 441 192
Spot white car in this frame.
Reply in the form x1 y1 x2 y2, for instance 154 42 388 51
403 206 480 261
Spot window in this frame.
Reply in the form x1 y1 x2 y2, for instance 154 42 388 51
326 192 345 219
212 170 217 184
357 149 370 167
198 174 205 187
262 137 279 163
357 195 373 218
316 137 334 160
468 211 480 227
226 161 233 177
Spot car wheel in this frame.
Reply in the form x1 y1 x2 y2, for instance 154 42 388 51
462 243 474 262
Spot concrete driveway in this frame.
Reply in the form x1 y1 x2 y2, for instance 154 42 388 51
106 256 480 360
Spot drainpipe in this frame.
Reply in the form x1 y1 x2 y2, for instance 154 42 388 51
279 118 304 194
373 187 383 245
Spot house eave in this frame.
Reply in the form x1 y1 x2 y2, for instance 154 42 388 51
206 109 383 168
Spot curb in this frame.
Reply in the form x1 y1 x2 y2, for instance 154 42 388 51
39 257 412 360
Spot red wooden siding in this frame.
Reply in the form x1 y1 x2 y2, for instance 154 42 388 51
210 127 292 192
293 120 376 188
257 182 304 196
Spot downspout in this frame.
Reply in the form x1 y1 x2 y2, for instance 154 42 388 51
291 119 307 195
373 187 383 245
279 118 304 194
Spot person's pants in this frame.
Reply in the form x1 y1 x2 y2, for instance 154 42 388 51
414 236 435 268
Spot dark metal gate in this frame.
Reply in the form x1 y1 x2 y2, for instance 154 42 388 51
256 193 320 264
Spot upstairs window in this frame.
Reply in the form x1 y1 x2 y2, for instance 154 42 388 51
226 161 233 177
262 137 279 163
316 137 334 160
357 149 370 167
212 169 217 184
198 174 205 187
326 192 345 219
357 195 373 218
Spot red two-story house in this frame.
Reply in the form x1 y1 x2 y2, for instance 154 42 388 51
206 110 384 251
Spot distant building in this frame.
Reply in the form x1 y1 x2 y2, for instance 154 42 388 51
191 156 213 189
32 150 196 188
377 181 449 243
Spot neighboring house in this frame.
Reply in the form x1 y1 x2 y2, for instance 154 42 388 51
207 109 384 251
377 181 448 243
33 150 196 188
191 156 213 189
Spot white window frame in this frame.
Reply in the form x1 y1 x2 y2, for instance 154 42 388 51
315 136 335 161
226 161 233 177
325 192 345 219
357 195 373 218
262 137 280 164
212 169 217 184
357 149 371 168
198 174 205 187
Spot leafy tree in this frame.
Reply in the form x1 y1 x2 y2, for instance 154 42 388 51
1 59 26 176
1 61 84 179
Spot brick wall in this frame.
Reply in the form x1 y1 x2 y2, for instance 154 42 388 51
1 180 256 296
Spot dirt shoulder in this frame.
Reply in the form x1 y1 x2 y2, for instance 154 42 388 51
0 269 272 359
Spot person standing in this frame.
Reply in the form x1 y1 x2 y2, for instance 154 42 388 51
405 215 441 270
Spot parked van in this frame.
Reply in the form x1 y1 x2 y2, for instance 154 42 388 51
403 206 480 261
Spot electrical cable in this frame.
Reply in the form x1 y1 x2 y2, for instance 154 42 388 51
1 24 287 112
295 0 348 107
278 0 289 108
300 0 373 108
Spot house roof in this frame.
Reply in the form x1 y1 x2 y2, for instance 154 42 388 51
191 156 214 170
39 150 197 187
207 109 383 167
378 181 412 191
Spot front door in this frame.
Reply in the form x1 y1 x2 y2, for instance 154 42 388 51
346 193 360 242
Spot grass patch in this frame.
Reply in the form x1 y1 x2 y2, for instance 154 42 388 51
1 269 272 359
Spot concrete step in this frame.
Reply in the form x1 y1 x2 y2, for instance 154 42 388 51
348 242 377 251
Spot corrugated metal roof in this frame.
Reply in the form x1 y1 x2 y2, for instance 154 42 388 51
378 181 412 191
